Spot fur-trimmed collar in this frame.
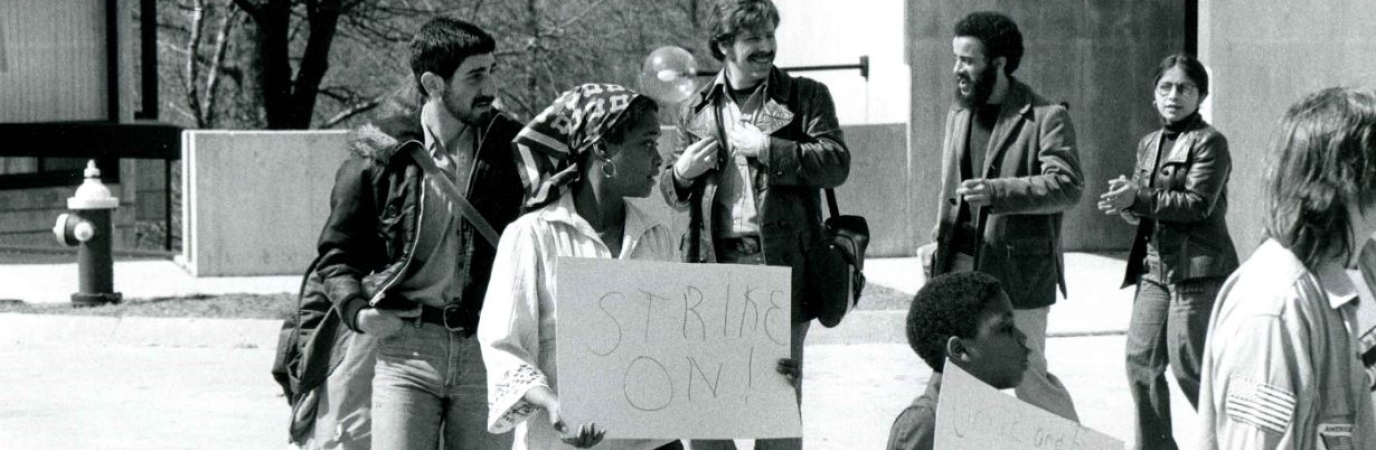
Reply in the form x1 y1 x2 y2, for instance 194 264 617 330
346 112 424 164
347 111 522 165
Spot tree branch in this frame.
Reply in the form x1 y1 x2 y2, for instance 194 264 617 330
556 0 613 30
320 96 383 128
184 0 207 127
202 1 241 126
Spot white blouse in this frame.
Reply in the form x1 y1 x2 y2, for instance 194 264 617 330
478 194 678 450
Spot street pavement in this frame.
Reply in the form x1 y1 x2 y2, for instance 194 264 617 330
0 253 1185 449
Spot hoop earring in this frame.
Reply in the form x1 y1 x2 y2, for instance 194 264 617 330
601 158 618 178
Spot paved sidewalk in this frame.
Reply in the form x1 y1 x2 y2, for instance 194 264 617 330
0 336 1187 449
0 251 1163 449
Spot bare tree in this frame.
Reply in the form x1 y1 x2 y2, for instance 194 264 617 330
155 0 711 130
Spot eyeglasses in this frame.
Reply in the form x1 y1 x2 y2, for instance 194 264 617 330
1156 82 1198 96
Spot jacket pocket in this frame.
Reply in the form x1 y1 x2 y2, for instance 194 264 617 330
1158 162 1189 190
1002 238 1057 308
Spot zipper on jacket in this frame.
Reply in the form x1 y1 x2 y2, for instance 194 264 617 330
371 142 429 305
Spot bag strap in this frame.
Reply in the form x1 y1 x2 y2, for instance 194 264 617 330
686 99 735 263
406 144 501 246
825 189 841 219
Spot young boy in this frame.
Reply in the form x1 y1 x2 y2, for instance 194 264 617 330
887 272 1031 450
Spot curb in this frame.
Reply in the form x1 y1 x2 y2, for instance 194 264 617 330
0 309 1125 350
0 313 280 350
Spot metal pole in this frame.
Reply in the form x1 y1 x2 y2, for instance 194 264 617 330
696 55 870 80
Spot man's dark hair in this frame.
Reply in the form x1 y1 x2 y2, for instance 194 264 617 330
410 17 495 97
1265 87 1376 270
953 11 1024 76
906 272 1005 372
1153 53 1211 99
707 0 780 61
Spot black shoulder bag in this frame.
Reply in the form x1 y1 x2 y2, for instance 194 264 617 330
803 189 869 328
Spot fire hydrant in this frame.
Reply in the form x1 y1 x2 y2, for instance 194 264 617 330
52 160 123 307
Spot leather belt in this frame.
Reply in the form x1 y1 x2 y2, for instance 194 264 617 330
716 235 762 255
417 303 470 333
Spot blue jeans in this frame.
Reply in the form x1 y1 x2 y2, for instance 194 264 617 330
1125 277 1221 450
372 321 511 450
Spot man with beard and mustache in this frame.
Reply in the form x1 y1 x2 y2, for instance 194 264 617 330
661 1 849 449
304 17 523 450
924 11 1084 422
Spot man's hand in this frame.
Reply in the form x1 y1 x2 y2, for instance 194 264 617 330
673 138 719 182
776 358 801 390
918 242 939 280
729 122 769 159
356 307 420 338
956 179 992 207
1097 175 1138 215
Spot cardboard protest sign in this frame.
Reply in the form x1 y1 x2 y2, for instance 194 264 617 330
556 257 800 439
935 362 1122 450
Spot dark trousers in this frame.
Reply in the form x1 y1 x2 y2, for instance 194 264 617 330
1125 276 1221 450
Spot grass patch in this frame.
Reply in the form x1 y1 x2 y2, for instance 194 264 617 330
0 293 296 321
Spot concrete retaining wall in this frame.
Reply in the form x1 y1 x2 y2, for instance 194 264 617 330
181 130 349 276
180 123 912 277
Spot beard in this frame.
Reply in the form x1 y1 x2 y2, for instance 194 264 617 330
954 65 998 109
443 92 496 126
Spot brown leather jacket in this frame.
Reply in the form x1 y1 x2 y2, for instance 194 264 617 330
659 67 850 321
1120 115 1238 287
932 79 1084 309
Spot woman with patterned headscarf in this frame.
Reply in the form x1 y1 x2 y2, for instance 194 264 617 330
477 84 680 450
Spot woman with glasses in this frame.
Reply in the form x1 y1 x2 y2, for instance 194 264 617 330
1097 54 1239 450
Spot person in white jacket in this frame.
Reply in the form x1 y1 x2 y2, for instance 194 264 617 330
1197 86 1376 450
477 84 679 450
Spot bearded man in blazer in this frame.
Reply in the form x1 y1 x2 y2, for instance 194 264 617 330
927 11 1084 422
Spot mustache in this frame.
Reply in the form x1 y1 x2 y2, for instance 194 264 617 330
747 52 775 60
472 96 495 106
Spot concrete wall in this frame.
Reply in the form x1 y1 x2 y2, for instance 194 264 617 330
906 1 1186 253
773 0 909 125
833 123 912 256
1198 0 1376 259
178 123 908 277
181 131 349 276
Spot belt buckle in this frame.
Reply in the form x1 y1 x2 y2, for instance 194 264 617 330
441 304 466 333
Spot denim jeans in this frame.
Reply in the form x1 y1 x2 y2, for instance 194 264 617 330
691 243 809 450
1125 277 1221 450
372 321 511 450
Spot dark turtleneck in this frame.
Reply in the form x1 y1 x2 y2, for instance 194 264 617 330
1152 112 1200 185
1140 111 1201 283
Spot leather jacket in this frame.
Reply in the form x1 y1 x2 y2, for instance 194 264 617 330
932 79 1084 309
314 111 524 333
1120 114 1239 287
659 67 850 322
